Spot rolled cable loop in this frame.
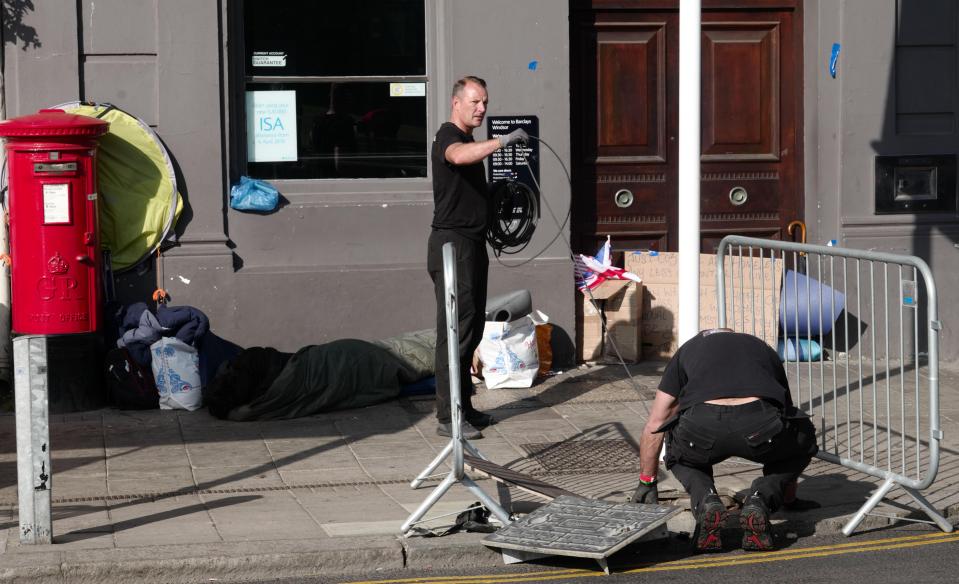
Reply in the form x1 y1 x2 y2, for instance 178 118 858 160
486 179 538 256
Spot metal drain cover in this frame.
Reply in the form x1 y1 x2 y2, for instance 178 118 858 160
483 495 680 560
521 440 640 471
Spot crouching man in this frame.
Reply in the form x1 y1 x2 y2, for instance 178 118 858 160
630 328 818 552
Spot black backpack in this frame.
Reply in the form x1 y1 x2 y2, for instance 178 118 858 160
105 347 159 409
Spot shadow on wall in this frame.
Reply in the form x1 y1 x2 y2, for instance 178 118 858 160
2 0 41 51
868 1 959 359
153 134 193 242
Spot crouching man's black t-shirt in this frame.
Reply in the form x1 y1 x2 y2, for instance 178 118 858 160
430 122 490 241
659 331 794 411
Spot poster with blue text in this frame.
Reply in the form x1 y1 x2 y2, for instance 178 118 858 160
246 90 298 162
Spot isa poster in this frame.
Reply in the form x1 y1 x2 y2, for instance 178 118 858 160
246 90 298 162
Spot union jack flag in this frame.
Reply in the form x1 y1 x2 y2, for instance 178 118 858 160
573 235 642 293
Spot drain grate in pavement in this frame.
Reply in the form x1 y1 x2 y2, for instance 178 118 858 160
520 440 641 472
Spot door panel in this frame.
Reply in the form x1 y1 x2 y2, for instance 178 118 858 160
595 24 667 162
702 22 780 160
572 11 678 255
571 0 803 257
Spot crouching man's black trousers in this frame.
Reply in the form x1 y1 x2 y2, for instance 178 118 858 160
664 399 818 513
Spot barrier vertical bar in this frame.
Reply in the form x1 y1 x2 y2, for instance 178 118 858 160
727 251 735 328
14 335 52 544
401 242 510 534
843 257 851 458
830 256 837 453
806 254 829 442
771 249 778 345
734 245 746 329
770 249 778 347
856 258 866 462
796 251 812 406
914 265 921 479
717 250 727 328
759 248 766 343
884 264 891 471
899 265 905 475
870 261 877 464
806 254 829 448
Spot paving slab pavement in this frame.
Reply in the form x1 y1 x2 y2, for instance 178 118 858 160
0 362 956 583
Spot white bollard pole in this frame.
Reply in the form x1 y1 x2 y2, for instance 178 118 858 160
678 0 702 346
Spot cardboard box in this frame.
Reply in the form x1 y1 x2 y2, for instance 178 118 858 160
576 280 643 363
626 251 782 360
603 281 643 362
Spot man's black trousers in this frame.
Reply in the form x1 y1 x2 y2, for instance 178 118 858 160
427 229 488 424
664 400 818 513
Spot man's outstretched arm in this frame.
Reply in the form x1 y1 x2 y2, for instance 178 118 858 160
445 129 528 165
639 390 680 479
630 390 679 503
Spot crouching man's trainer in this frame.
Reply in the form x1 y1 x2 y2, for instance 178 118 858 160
631 329 818 552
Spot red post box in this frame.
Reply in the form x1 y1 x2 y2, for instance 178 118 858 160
0 109 109 334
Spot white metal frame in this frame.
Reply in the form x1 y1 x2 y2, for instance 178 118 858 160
716 235 952 535
401 242 511 535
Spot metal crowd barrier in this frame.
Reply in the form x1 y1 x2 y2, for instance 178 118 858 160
400 242 510 535
715 235 952 535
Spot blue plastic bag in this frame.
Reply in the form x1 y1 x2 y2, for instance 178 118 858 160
230 176 279 212
778 338 822 362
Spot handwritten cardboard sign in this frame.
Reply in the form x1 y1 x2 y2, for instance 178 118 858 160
626 252 783 359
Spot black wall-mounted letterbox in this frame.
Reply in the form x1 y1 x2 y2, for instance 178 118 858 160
875 154 957 214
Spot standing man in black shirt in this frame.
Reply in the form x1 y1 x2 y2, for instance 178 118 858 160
630 329 818 552
428 76 528 440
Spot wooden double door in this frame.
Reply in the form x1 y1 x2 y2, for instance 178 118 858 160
570 0 804 255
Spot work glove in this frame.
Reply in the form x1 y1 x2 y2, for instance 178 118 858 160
629 480 659 504
498 128 529 148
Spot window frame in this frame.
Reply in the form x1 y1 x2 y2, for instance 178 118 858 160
225 0 443 203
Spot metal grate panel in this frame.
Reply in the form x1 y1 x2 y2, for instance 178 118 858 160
521 440 640 472
483 495 680 559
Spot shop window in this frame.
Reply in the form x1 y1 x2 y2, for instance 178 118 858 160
241 0 427 179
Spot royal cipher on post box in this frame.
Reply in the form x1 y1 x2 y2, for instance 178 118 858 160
0 109 109 334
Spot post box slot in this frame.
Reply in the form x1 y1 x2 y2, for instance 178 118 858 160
33 162 78 174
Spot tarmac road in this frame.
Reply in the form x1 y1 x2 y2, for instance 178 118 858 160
242 524 959 584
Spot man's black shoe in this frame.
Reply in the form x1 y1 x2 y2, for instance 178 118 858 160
436 421 483 440
691 493 727 553
740 493 774 551
464 410 496 429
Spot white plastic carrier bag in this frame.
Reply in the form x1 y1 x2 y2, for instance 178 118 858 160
150 337 203 411
479 311 548 389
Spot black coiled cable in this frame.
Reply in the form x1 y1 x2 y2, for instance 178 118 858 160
486 179 538 256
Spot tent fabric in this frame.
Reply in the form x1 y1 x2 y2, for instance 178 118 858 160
371 328 436 381
54 102 183 272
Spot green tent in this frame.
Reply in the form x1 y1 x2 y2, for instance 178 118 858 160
54 102 183 272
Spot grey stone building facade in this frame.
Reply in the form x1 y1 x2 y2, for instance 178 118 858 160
2 1 957 363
